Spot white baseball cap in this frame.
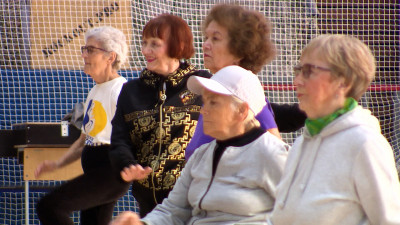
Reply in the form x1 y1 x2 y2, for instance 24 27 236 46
187 65 266 115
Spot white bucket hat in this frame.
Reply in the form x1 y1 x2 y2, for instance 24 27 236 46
187 65 266 115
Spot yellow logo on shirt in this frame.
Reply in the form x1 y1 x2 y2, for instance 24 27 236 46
83 99 107 137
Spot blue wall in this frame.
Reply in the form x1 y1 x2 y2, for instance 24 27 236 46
0 69 140 129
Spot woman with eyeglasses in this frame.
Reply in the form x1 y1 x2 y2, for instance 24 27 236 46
35 26 131 225
108 14 212 217
268 34 400 225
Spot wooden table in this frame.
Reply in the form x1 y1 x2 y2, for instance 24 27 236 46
20 145 83 180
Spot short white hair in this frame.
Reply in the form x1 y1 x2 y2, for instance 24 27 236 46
85 26 128 70
230 95 260 128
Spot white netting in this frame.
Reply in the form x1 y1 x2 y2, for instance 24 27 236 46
0 0 399 224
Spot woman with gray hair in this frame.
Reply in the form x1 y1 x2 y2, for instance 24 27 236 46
35 26 131 225
84 26 129 71
110 66 288 225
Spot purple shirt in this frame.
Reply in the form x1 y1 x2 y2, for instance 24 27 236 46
185 98 277 160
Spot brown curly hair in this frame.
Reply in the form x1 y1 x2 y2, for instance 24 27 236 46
204 4 276 74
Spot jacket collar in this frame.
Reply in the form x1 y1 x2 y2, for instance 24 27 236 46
140 61 195 88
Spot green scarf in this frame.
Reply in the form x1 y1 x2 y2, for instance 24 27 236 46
305 97 357 136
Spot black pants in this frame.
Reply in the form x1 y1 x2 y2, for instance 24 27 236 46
36 145 131 225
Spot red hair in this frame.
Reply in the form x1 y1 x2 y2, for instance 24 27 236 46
143 14 195 59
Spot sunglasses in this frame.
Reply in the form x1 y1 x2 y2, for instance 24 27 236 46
81 46 109 54
293 63 331 79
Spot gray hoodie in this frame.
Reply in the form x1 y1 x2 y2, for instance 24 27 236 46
270 106 400 225
142 131 288 225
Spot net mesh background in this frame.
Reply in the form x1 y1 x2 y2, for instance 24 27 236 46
0 0 399 224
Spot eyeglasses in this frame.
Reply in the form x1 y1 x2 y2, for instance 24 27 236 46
293 63 331 79
81 46 109 55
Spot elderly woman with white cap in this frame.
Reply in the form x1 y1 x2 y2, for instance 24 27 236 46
110 65 288 225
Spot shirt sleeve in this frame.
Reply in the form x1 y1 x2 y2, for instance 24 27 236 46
353 135 400 224
109 84 137 172
256 98 278 130
271 103 306 132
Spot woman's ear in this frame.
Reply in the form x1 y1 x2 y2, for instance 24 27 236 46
337 77 351 96
108 52 117 65
237 102 250 121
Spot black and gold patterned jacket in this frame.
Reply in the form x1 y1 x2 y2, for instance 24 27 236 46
110 61 211 204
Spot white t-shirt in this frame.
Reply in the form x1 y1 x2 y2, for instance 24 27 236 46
82 76 126 146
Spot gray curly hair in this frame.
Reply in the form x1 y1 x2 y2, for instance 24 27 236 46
85 26 128 70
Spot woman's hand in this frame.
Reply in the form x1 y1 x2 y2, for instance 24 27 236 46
110 211 143 225
120 164 152 182
34 160 59 178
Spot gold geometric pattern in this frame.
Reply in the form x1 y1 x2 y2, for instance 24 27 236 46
125 105 200 190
